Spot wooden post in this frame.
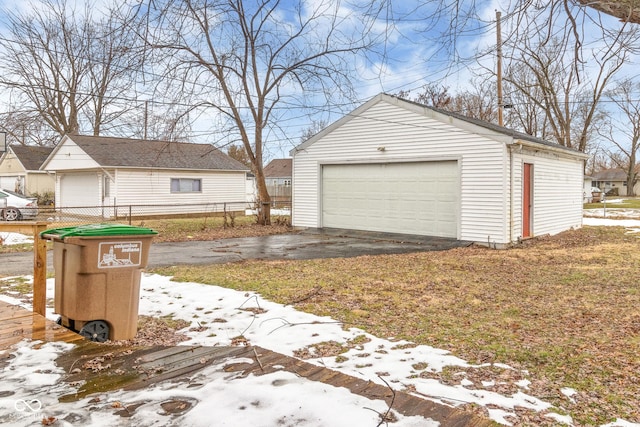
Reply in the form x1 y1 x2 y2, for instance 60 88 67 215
32 223 48 316
0 221 50 315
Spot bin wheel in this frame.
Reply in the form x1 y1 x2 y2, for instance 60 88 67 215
79 320 109 343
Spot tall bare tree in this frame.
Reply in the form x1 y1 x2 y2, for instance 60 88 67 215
398 81 496 123
499 1 640 152
0 0 144 142
142 0 383 224
600 79 640 195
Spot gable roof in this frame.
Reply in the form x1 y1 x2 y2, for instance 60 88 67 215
46 135 249 171
263 158 292 178
9 144 54 171
292 93 587 158
592 167 639 181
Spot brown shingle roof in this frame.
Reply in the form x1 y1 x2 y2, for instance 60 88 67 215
263 158 292 178
592 168 628 181
10 145 54 171
68 135 248 171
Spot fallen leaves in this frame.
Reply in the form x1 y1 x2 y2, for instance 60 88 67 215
161 226 640 425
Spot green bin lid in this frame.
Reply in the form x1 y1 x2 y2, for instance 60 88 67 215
40 223 158 239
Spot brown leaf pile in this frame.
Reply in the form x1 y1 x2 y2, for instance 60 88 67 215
151 223 292 243
109 315 191 347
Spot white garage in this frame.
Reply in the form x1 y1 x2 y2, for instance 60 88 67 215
322 161 458 238
41 135 250 218
0 175 18 190
291 93 588 247
59 173 100 208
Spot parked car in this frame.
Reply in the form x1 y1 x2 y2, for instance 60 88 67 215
0 189 39 221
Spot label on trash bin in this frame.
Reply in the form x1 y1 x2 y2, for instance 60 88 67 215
98 241 143 268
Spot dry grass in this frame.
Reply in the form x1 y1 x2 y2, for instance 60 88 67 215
151 226 640 426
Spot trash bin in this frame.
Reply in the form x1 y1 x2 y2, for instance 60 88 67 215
592 191 601 203
41 223 158 342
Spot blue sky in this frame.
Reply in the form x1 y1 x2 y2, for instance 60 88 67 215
0 0 635 161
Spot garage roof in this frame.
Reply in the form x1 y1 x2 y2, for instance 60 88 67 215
7 145 54 171
292 93 587 159
44 135 249 171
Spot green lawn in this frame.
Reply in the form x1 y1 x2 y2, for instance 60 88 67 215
584 196 640 209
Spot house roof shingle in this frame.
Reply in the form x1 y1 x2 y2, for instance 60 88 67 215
10 145 54 171
263 158 292 178
66 135 249 171
592 167 639 181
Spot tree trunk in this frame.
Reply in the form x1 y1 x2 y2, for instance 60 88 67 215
254 166 271 225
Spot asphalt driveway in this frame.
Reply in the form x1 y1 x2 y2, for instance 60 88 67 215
1 228 471 276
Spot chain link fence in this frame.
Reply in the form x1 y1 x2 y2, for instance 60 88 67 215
28 200 291 235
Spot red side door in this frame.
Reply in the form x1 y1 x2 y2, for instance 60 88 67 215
523 163 533 238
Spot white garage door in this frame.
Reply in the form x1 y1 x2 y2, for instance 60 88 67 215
60 173 99 207
322 161 459 238
0 176 18 191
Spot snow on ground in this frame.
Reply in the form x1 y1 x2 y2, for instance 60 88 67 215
1 275 562 427
0 232 33 245
1 212 640 426
0 337 434 427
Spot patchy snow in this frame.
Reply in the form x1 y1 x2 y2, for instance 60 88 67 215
1 274 566 426
0 232 33 245
0 341 434 427
602 420 640 427
583 217 640 234
1 213 640 425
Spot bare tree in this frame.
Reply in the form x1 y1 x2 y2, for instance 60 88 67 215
600 79 640 196
84 5 145 136
227 144 252 168
0 0 144 141
398 80 496 123
299 120 328 143
0 109 60 146
398 83 453 109
142 0 383 224
499 1 640 152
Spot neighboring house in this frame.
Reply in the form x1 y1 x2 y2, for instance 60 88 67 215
592 167 640 196
583 176 595 203
290 93 588 248
40 135 250 217
0 144 55 197
263 158 292 203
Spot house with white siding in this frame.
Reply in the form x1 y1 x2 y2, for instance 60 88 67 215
290 93 588 247
41 135 249 218
0 144 55 197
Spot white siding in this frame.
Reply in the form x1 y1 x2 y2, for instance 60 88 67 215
44 138 100 171
512 149 584 238
110 169 247 215
292 97 509 243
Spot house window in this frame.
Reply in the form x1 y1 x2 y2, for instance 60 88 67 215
284 179 291 186
171 178 202 193
103 176 111 197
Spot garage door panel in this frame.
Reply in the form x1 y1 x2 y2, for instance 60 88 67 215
322 162 458 238
60 173 98 208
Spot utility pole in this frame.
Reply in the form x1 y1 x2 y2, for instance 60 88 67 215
143 100 149 140
496 10 504 127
